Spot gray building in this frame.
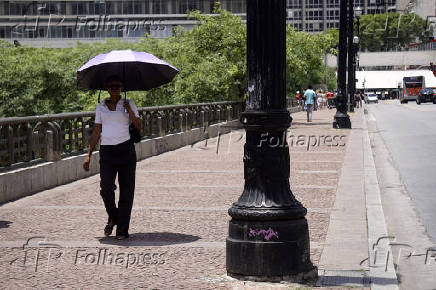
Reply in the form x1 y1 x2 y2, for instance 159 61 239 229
0 0 402 46
286 0 399 32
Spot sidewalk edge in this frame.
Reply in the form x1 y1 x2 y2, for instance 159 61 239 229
362 108 399 290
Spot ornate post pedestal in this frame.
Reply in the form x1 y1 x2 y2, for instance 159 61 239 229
226 0 317 281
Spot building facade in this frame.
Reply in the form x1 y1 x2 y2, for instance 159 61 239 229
0 0 402 45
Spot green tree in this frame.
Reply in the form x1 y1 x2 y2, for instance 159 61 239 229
0 7 335 117
358 12 432 51
285 26 337 94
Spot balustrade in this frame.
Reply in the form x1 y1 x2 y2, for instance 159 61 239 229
0 101 245 170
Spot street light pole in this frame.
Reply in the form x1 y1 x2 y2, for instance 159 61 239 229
226 0 317 281
347 0 354 113
333 0 351 128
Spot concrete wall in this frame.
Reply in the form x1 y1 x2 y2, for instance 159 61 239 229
0 120 239 204
327 50 436 68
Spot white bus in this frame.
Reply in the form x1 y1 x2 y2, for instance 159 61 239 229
400 76 424 104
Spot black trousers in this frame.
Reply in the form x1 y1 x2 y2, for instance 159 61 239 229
99 139 136 233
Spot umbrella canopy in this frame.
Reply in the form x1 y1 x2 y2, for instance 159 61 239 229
77 49 179 91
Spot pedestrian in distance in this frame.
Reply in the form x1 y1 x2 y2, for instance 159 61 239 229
296 90 301 106
317 90 323 110
304 85 316 122
82 75 141 240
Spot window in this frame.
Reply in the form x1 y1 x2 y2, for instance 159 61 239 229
134 1 143 14
232 0 244 13
305 0 322 9
77 2 87 14
287 0 301 9
9 2 27 15
327 0 340 8
106 1 115 14
180 0 188 14
287 10 302 20
152 0 161 14
187 0 199 11
306 10 323 20
326 9 339 20
0 2 10 16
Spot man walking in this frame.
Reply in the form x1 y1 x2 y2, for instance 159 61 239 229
304 85 316 122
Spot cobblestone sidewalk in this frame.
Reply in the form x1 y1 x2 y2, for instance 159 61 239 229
0 108 367 289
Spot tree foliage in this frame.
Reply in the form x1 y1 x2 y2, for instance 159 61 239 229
358 12 432 51
286 27 337 93
0 7 334 117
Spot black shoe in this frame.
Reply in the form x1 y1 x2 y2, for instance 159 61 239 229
104 224 114 237
116 227 129 240
104 219 116 237
116 233 129 240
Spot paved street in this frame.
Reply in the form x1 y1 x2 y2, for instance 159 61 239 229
1 109 367 289
2 104 434 289
366 100 436 243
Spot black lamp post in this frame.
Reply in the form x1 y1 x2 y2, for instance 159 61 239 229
226 0 317 281
333 0 351 128
347 4 362 112
346 0 355 112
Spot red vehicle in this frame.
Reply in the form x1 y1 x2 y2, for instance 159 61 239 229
400 76 424 104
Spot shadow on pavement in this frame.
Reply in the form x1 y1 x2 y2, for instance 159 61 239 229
98 232 200 246
292 122 332 126
0 220 12 228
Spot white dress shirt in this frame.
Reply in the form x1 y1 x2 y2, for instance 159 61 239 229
95 98 140 145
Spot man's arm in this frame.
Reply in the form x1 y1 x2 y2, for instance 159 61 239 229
83 124 101 171
124 100 141 131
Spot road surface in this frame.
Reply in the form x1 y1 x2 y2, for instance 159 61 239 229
366 100 436 243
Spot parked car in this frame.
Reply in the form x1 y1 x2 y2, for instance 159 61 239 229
416 88 436 105
365 93 379 104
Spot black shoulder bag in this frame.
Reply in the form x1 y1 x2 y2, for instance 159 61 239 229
129 123 141 143
123 92 141 143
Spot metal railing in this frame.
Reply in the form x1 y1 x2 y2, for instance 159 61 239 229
0 101 245 170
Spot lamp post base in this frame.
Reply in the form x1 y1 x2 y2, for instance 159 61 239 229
333 111 351 129
226 218 317 278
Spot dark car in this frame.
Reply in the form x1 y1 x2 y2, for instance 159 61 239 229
417 88 436 105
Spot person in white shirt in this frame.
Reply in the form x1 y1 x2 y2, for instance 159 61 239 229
83 75 141 240
317 93 323 109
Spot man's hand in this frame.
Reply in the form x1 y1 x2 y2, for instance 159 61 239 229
83 156 91 171
123 100 132 112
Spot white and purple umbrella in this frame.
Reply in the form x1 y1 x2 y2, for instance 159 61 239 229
77 49 179 91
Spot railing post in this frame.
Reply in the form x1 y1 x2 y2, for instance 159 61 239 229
42 130 56 162
81 118 88 149
178 110 185 132
200 110 205 128
157 112 165 137
204 107 210 127
186 108 192 131
26 123 33 162
7 125 14 166
216 106 221 123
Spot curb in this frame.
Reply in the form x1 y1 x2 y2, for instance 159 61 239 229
362 107 399 290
